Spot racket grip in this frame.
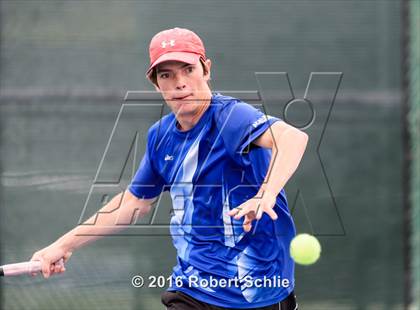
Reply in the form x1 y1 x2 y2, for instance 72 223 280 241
2 258 64 276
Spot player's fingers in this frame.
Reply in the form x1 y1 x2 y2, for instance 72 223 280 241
242 216 252 232
49 258 65 275
243 220 252 232
234 208 248 220
255 203 264 220
243 216 252 224
265 207 278 220
53 263 62 274
228 201 247 217
42 261 51 278
227 208 239 217
230 199 252 218
234 203 253 219
49 264 57 277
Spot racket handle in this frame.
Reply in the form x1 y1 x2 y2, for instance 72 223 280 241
0 258 64 276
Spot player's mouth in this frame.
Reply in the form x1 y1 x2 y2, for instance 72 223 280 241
172 94 192 101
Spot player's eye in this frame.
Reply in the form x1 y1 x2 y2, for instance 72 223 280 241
186 66 194 73
159 73 169 79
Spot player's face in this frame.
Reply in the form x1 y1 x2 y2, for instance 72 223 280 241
155 60 211 117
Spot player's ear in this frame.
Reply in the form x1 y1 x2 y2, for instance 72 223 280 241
203 58 212 81
147 68 160 91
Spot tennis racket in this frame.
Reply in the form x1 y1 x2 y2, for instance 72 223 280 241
0 258 64 277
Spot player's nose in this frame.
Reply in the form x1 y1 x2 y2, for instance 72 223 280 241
175 81 186 90
174 75 187 90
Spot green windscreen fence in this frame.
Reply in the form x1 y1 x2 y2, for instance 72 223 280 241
0 1 412 309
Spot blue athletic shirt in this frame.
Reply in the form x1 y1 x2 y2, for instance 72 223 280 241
129 93 296 309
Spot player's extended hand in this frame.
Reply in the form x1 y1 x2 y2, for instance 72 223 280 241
30 242 72 278
227 191 278 232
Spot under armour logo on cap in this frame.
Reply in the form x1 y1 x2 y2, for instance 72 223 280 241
161 40 175 48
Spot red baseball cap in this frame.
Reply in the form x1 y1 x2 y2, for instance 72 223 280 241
146 27 206 78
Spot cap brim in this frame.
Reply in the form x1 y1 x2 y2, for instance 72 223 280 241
146 52 201 78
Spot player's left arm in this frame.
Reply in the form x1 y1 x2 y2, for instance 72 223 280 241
253 120 308 196
228 121 308 232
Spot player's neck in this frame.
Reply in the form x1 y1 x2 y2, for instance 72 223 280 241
176 98 211 131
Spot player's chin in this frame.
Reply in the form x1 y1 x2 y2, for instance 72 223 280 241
168 100 188 110
177 103 197 114
175 99 195 106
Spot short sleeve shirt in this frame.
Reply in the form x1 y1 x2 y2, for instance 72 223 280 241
129 93 296 308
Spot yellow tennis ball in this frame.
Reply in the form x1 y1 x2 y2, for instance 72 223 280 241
290 234 321 265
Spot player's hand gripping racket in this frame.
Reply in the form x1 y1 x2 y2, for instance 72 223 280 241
0 258 64 277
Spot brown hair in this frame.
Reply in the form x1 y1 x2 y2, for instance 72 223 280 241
148 58 210 88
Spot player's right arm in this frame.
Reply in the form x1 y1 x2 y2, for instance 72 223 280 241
31 125 164 278
30 190 156 278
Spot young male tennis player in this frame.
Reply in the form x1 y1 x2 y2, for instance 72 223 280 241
31 28 308 310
